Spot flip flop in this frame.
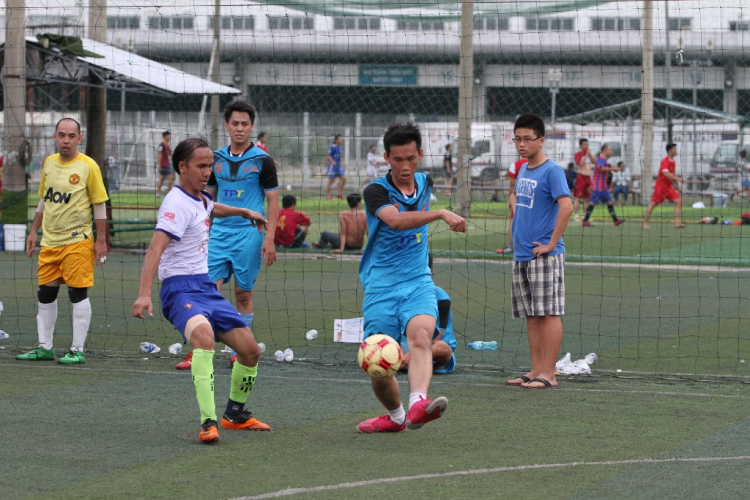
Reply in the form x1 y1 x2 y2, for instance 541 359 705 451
505 375 531 386
522 377 559 390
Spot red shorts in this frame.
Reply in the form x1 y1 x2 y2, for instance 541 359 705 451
651 185 680 205
573 175 592 199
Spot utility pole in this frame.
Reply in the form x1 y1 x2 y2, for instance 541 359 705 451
664 1 673 144
455 0 474 218
210 0 222 149
2 0 28 226
641 0 655 204
87 0 107 189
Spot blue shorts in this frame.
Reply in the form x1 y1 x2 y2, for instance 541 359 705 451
434 353 456 374
208 224 263 291
363 280 437 345
590 190 613 205
327 165 345 178
743 179 750 189
160 274 247 342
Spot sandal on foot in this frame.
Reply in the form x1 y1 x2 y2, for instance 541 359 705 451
505 375 531 387
522 377 559 390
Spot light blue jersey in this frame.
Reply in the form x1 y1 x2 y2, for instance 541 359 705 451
207 144 278 291
209 144 278 227
359 172 433 293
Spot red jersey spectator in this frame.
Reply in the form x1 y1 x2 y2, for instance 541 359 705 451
496 158 527 253
256 132 269 153
275 194 311 248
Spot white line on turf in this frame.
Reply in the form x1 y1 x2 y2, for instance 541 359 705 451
230 456 750 500
3 363 750 399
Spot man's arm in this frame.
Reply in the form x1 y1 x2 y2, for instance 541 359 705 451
532 196 573 258
663 170 683 183
26 201 44 257
377 205 467 233
93 202 108 266
211 203 268 230
262 190 279 266
132 231 172 318
332 213 347 252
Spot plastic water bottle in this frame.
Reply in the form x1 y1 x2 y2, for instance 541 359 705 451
168 343 183 355
274 350 284 362
140 342 161 354
283 348 294 362
468 341 498 350
584 353 597 365
258 342 266 353
305 329 318 340
0 330 8 340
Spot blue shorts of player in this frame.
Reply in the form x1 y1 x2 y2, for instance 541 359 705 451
160 274 247 342
743 178 750 189
363 280 437 346
434 353 456 374
590 190 613 204
327 165 345 178
208 224 263 291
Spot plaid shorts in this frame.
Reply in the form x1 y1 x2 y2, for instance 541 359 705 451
511 253 565 318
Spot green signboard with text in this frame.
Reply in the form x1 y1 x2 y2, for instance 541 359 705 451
359 65 418 86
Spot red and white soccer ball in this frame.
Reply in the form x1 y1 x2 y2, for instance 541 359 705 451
357 334 403 378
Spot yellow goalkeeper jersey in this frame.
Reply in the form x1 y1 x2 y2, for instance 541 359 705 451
38 153 109 248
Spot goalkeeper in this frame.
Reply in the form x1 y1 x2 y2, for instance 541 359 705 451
132 138 271 444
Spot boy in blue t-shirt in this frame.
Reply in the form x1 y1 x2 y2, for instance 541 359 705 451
325 134 346 200
506 114 573 390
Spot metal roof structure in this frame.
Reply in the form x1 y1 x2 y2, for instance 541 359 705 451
265 0 612 20
0 36 240 97
560 98 750 125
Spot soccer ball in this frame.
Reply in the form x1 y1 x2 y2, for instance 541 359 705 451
357 334 403 378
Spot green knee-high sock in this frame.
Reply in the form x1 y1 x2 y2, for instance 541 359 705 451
229 360 258 405
191 348 216 423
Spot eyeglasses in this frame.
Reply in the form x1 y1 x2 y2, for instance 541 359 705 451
512 137 541 144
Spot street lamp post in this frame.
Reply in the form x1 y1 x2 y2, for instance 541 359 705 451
548 68 562 125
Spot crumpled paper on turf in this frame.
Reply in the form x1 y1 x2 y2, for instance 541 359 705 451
555 352 592 375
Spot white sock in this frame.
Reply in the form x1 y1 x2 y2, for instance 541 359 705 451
71 298 92 352
387 404 406 425
409 392 427 410
37 301 58 350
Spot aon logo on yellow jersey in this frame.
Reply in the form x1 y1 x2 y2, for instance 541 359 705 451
44 187 72 204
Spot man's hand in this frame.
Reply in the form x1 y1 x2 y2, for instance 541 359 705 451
532 241 555 258
440 210 468 232
132 295 153 319
94 238 108 267
399 352 410 371
332 248 343 253
261 239 277 267
26 232 37 258
241 209 268 231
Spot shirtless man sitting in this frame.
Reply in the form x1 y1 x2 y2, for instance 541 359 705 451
312 193 368 252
